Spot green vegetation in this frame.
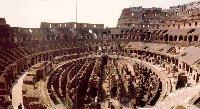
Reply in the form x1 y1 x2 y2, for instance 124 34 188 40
161 95 168 101
195 103 200 108
168 64 172 68
175 105 186 109
170 106 175 109
178 87 184 90
177 81 187 90
190 96 195 101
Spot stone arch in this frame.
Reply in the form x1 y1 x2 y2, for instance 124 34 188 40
194 35 198 41
11 37 14 42
35 56 38 63
132 35 135 39
53 53 56 58
17 65 21 74
28 63 31 68
96 46 98 51
14 73 17 80
23 36 27 41
169 35 173 41
164 34 168 41
148 68 152 73
160 35 163 40
184 36 187 41
188 35 192 41
154 35 158 40
21 64 24 72
112 35 114 39
46 53 49 61
111 46 113 51
179 35 183 41
120 34 123 39
38 55 41 62
43 54 46 61
116 34 119 39
174 35 177 41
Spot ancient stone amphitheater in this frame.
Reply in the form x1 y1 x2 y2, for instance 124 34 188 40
1 1 200 109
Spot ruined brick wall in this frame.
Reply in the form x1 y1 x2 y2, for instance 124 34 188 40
117 1 200 29
0 18 6 25
117 6 165 29
40 22 104 29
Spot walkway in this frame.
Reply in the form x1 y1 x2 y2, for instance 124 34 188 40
11 70 29 109
152 83 200 109
100 65 109 108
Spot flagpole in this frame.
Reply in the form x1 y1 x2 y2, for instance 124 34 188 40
76 0 77 24
142 0 143 7
75 0 78 109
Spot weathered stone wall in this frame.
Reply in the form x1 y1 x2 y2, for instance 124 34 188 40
117 1 200 30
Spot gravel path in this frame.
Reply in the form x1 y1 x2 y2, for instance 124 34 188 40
11 70 29 109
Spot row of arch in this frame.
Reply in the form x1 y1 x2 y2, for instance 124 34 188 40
163 35 199 42
110 33 200 42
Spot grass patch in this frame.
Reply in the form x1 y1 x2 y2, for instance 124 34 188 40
175 105 186 109
170 106 175 109
190 96 195 102
161 95 168 101
177 86 184 90
195 103 200 108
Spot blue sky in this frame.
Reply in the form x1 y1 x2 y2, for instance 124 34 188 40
0 0 196 28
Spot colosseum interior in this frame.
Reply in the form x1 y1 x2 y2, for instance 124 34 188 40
1 1 200 109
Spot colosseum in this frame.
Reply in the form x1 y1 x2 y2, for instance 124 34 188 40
1 1 200 109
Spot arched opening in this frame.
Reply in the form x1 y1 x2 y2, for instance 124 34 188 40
179 35 183 41
11 37 14 42
132 36 135 39
24 63 26 70
112 35 114 39
35 56 38 63
160 36 163 40
188 35 192 41
129 34 131 39
111 46 113 51
169 35 173 41
53 53 56 58
154 36 158 40
38 56 41 62
23 36 26 41
111 87 117 97
184 36 187 41
21 65 24 72
15 73 17 79
194 35 198 41
116 34 119 39
174 35 177 41
17 65 21 74
28 63 31 68
43 54 46 61
96 46 98 51
164 34 168 41
120 34 123 39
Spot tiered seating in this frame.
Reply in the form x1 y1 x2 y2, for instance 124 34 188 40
46 56 97 108
47 57 89 104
